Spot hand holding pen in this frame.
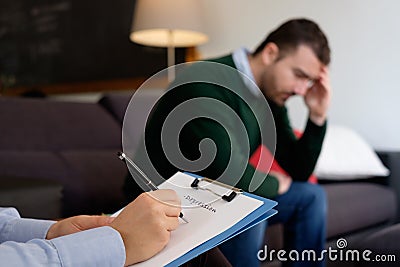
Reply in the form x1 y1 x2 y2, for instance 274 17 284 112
117 152 188 223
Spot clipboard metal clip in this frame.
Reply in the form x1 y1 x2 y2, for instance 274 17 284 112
190 178 242 202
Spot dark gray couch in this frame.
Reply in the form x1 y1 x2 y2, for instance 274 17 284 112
0 92 398 266
0 96 128 217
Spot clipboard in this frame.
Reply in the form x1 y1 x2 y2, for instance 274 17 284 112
130 172 277 267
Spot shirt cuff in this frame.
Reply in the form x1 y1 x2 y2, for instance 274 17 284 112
50 226 126 267
1 217 55 243
306 117 327 130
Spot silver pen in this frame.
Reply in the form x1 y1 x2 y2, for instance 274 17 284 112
117 152 188 223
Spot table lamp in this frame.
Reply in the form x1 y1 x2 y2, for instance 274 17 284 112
130 0 208 82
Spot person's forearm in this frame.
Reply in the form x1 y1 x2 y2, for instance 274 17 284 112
0 208 55 243
275 119 326 181
290 119 326 180
236 165 280 198
0 226 125 267
309 112 327 126
0 239 62 266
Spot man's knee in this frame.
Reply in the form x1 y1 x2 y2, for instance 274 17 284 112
308 184 327 215
298 183 327 215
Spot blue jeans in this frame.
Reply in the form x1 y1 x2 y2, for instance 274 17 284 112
219 182 327 267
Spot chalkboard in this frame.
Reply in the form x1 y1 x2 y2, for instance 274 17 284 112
0 0 185 89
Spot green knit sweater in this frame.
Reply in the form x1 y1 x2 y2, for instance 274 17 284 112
128 55 326 199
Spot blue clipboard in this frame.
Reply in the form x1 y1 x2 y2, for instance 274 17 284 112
165 174 277 267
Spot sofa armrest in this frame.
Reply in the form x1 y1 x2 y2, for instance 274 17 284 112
377 151 400 180
0 176 63 219
377 151 400 221
99 92 132 124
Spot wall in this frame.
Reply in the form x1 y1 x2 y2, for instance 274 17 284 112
197 0 400 151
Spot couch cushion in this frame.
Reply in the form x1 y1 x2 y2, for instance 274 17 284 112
0 97 122 150
99 90 164 124
324 183 396 238
60 150 128 216
0 150 127 217
99 90 163 153
0 151 68 182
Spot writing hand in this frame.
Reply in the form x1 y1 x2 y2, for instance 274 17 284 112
111 189 181 266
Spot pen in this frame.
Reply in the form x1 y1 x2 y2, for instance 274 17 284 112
117 151 188 223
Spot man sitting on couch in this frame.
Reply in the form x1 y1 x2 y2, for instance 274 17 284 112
124 18 332 267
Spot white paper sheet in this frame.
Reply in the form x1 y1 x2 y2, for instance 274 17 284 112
129 172 263 267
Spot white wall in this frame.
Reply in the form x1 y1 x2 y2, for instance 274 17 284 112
197 0 400 151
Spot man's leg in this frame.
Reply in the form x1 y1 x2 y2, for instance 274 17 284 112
269 182 327 267
218 182 326 267
218 220 267 267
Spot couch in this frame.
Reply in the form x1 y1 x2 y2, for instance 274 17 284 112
0 91 398 266
0 96 128 217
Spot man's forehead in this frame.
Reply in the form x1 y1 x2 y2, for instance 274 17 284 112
289 45 323 78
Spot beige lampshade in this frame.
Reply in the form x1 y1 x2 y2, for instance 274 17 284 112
130 0 208 48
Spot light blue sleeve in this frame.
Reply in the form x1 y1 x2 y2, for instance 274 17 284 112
0 207 55 243
0 208 126 266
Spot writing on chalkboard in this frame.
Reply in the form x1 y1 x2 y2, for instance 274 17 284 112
0 0 185 91
31 2 70 32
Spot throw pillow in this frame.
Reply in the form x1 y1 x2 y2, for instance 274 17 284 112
314 125 389 180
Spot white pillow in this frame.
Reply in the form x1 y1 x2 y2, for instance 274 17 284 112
315 125 390 180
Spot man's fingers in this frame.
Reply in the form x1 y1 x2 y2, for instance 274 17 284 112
318 67 330 91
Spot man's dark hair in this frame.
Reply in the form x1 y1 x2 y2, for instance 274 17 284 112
253 18 330 65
